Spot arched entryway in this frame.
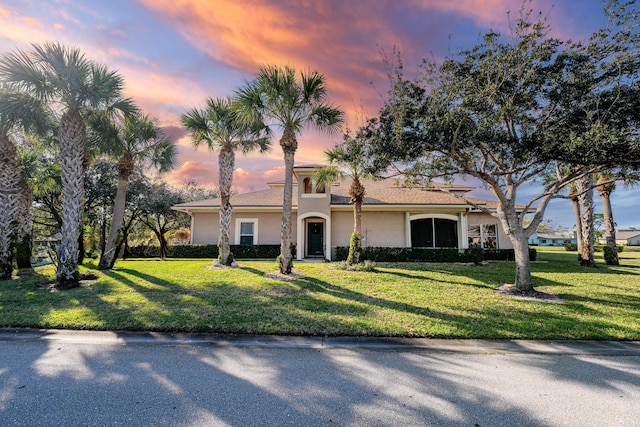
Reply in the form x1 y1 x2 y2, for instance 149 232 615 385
296 212 331 261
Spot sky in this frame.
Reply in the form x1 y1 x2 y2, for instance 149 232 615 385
0 0 638 230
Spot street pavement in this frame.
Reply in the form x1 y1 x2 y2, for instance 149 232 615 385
1 329 639 426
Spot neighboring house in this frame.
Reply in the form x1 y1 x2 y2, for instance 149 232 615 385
598 229 640 246
172 165 519 261
528 232 577 247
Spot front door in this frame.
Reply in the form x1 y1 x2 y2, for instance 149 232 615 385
307 222 324 257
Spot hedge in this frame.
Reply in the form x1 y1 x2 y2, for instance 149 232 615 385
334 247 536 263
565 243 624 253
125 244 280 259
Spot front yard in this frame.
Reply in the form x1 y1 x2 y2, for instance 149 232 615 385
1 248 639 339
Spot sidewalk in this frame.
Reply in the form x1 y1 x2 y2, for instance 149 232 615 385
2 327 640 355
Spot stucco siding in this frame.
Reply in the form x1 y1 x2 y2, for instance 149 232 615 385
362 212 407 247
191 213 218 244
190 212 295 245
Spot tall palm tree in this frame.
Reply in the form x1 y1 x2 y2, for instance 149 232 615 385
0 42 134 288
182 97 269 266
0 126 19 279
97 112 176 270
0 89 49 279
236 65 343 274
315 129 379 265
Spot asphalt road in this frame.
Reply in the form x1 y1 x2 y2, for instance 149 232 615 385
1 330 639 426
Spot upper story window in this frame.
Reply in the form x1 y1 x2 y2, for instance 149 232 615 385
303 177 312 194
300 176 327 198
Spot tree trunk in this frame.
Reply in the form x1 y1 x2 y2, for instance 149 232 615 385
570 193 583 260
511 232 534 292
15 179 33 269
347 177 365 265
279 126 297 274
218 145 235 266
158 231 169 261
56 109 86 288
576 175 596 267
0 133 20 279
99 153 133 270
495 197 535 292
596 177 619 265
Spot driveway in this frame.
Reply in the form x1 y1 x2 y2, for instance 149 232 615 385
1 329 639 426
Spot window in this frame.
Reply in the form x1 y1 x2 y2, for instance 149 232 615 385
303 178 312 194
468 224 498 249
411 218 458 248
235 219 258 245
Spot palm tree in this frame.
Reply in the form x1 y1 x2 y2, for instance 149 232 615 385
0 126 20 279
182 97 269 266
236 65 343 274
97 112 176 270
596 173 626 266
0 42 134 288
315 129 379 265
0 89 49 279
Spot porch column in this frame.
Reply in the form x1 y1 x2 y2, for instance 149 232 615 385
405 212 411 247
458 211 469 249
325 218 332 261
296 216 303 260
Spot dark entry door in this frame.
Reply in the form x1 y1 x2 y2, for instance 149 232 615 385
307 222 324 256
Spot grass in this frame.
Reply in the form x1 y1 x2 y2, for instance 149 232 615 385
1 247 639 339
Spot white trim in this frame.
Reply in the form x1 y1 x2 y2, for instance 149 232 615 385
405 212 411 247
297 212 331 261
189 215 195 244
234 218 259 245
301 193 327 199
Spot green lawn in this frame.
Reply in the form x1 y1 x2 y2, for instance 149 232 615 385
1 247 639 339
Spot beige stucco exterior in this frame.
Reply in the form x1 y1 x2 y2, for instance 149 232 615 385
174 167 518 259
191 211 295 246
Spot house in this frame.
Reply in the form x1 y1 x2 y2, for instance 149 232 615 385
598 229 640 246
172 165 517 261
528 232 577 247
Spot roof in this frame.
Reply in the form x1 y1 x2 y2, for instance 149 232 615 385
616 230 640 240
172 177 504 212
535 233 575 240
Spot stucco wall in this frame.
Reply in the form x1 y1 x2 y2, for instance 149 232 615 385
191 212 218 244
191 211 295 245
467 212 513 249
330 211 405 248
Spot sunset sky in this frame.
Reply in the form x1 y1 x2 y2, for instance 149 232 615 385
1 0 638 229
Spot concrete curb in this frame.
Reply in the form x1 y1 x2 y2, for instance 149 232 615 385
1 328 640 355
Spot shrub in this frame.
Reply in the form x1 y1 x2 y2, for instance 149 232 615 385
125 244 280 259
564 243 578 251
334 247 485 263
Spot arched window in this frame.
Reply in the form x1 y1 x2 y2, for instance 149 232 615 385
411 217 458 248
303 177 312 194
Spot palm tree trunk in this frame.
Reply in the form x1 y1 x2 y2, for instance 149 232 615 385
279 126 297 274
99 153 133 270
15 179 34 269
597 178 619 265
0 133 20 279
56 109 86 288
218 145 235 266
576 175 596 267
347 177 365 265
570 193 583 259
